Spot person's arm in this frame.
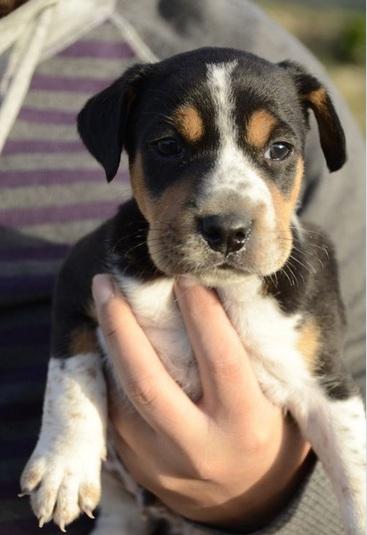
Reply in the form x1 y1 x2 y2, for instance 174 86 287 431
92 274 313 531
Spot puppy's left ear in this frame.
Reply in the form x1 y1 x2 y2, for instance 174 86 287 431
77 63 150 182
278 61 347 172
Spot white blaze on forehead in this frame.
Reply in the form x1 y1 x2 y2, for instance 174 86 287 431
205 61 274 213
206 60 238 146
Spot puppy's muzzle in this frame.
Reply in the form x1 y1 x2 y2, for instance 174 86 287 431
197 213 253 255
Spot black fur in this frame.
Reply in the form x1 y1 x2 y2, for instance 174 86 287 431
77 64 150 182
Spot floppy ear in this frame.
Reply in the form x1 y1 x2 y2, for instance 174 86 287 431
77 64 149 182
278 61 346 172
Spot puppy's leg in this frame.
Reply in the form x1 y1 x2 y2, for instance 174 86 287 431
20 353 107 531
90 469 147 535
252 356 365 534
292 394 366 535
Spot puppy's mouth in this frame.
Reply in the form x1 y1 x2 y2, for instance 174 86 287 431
146 216 289 281
217 261 249 272
146 219 259 278
202 256 255 277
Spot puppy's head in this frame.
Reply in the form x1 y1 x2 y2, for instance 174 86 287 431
78 48 346 284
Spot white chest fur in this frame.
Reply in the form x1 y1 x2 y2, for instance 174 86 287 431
110 275 310 407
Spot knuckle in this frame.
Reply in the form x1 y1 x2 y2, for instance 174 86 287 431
101 306 119 336
209 357 241 382
188 455 216 481
155 473 175 491
126 377 157 408
105 326 118 342
244 428 271 453
206 341 243 379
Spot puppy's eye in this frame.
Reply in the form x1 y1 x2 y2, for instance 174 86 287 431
265 142 293 161
154 137 183 157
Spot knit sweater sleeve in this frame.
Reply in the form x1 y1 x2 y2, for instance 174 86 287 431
187 460 344 534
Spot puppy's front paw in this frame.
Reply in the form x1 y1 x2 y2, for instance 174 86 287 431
20 443 104 531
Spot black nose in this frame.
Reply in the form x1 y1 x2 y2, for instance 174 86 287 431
198 214 252 255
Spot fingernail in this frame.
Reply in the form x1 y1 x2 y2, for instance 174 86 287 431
92 274 115 306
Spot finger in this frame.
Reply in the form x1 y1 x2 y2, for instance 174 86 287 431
92 274 204 442
174 278 263 412
109 389 156 452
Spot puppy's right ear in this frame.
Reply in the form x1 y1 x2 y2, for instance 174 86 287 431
77 64 149 182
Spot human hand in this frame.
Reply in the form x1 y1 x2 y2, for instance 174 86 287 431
92 274 311 529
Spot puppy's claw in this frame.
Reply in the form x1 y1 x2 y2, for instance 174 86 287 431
83 507 95 519
58 520 66 533
38 516 46 528
19 485 31 496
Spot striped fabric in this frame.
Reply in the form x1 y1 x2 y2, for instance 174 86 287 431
0 21 134 304
0 21 137 534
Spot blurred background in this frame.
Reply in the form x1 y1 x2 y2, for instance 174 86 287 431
258 0 365 132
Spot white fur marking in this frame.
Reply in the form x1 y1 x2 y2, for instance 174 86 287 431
90 469 146 535
104 275 200 399
205 62 274 221
20 354 107 530
296 396 366 535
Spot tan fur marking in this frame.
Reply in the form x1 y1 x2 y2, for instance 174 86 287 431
70 328 98 355
174 105 204 142
307 88 327 111
268 158 303 230
86 302 97 323
246 109 277 148
149 176 194 224
289 157 304 207
266 158 304 261
130 150 195 229
146 176 196 272
130 152 153 222
297 318 321 371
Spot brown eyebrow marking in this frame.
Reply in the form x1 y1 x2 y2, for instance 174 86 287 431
173 105 204 143
246 109 278 148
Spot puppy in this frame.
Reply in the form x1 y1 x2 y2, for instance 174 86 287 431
20 47 365 534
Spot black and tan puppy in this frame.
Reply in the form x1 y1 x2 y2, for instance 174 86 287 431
20 48 365 534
